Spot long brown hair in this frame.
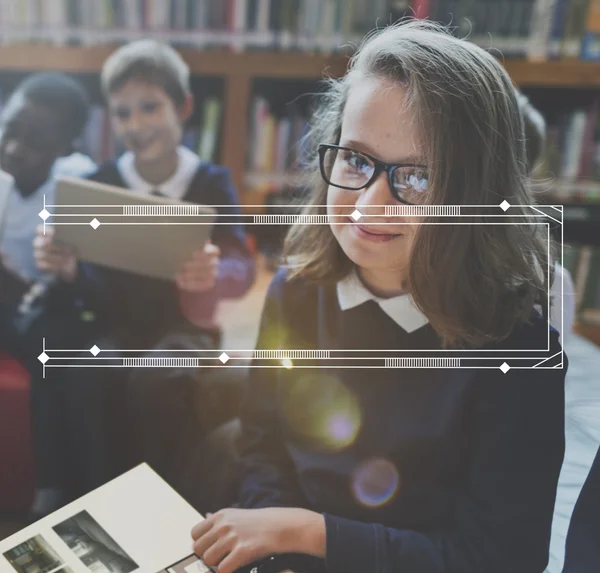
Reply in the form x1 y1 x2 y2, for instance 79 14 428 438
284 20 553 349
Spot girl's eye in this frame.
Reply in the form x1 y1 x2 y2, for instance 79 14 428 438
114 107 131 120
140 101 160 114
343 151 372 173
394 167 429 192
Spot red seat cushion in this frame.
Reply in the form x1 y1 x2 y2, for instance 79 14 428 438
0 353 34 512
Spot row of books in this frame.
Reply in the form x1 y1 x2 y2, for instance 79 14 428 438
0 0 598 59
78 97 222 166
432 0 599 59
564 243 600 325
536 99 600 201
246 96 311 188
0 0 396 50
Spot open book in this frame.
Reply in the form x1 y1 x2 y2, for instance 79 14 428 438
0 464 213 573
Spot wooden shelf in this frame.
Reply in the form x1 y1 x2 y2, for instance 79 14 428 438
2 43 598 205
0 44 349 79
502 59 600 88
1 44 600 87
574 321 600 347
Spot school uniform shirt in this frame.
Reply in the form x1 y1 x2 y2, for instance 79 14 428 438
75 147 255 340
0 152 96 282
238 267 567 573
550 263 575 341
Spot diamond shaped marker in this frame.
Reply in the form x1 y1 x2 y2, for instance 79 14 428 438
38 352 49 364
38 209 50 221
90 345 100 356
351 209 362 221
90 218 101 229
500 362 510 374
500 200 510 212
219 352 230 364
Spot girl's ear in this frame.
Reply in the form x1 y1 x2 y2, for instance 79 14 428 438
179 92 194 123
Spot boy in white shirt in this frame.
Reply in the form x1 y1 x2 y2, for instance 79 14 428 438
0 72 94 519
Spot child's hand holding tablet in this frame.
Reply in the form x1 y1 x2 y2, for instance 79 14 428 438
176 242 221 293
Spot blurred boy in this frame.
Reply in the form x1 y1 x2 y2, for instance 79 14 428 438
34 40 255 506
0 73 94 294
0 72 95 519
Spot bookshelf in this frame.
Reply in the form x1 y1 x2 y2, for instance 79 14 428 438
3 44 600 200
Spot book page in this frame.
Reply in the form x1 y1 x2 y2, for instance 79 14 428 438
0 464 208 573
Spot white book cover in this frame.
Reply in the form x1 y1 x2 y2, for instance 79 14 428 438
561 110 588 181
257 0 271 32
296 0 311 49
527 0 558 60
0 464 210 573
276 118 293 173
43 0 68 45
234 0 248 31
231 0 248 51
148 0 170 31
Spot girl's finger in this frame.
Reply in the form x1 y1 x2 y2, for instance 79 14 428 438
201 534 233 569
192 526 222 559
216 546 253 573
191 515 214 541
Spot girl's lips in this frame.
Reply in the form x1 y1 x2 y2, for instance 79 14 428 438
131 137 157 151
348 219 404 243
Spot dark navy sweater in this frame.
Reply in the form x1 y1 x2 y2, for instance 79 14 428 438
75 160 255 343
238 268 567 573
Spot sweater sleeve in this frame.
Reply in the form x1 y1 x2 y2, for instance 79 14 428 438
237 270 309 509
323 350 566 573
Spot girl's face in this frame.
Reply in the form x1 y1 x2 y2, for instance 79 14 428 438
327 77 427 296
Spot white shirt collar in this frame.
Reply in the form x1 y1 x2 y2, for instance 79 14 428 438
336 269 429 333
116 146 200 199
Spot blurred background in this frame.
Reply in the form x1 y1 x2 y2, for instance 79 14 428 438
0 0 596 334
0 2 599 571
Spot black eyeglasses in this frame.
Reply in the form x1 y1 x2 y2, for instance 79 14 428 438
318 143 429 205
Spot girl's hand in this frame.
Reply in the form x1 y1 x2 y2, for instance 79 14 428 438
191 508 325 573
33 225 77 282
176 242 220 293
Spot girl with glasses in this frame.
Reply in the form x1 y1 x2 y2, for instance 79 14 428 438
192 20 566 573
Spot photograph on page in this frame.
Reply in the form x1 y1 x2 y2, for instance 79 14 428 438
2 533 75 573
52 510 139 573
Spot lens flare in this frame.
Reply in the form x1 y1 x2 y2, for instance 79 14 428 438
351 458 400 508
281 357 294 369
282 374 362 450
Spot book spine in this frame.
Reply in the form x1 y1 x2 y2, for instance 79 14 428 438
561 110 588 181
548 0 568 57
579 100 600 178
581 0 600 59
527 0 558 59
579 247 600 320
411 0 430 19
560 0 590 58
